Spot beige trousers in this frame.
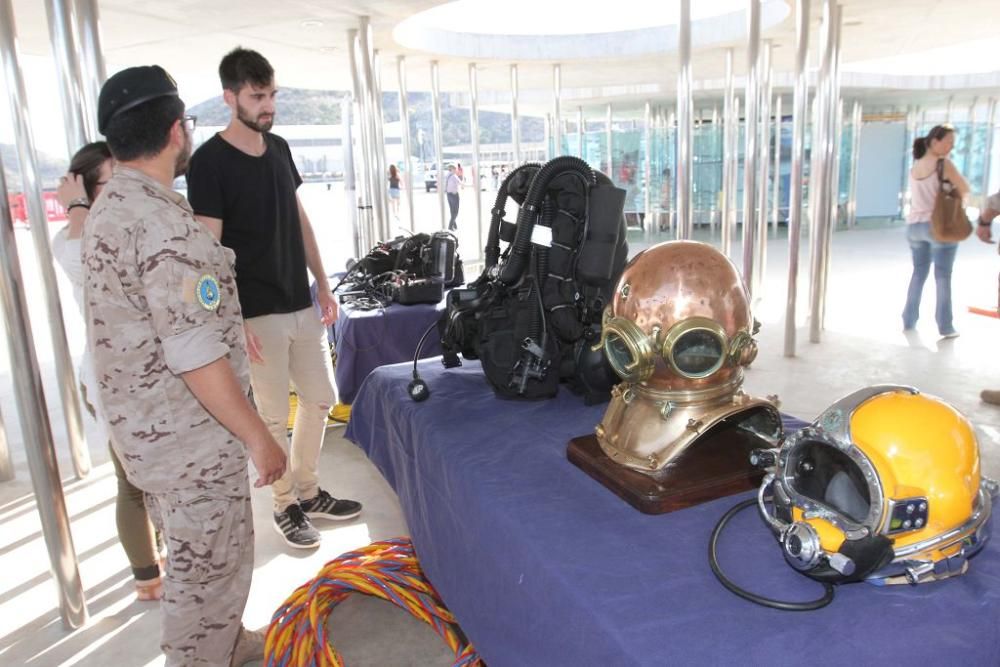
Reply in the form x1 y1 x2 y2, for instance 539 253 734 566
146 474 253 666
247 307 336 512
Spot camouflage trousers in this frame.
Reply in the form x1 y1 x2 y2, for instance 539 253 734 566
146 478 254 666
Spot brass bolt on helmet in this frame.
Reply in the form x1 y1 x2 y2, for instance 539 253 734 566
757 385 997 585
593 240 781 476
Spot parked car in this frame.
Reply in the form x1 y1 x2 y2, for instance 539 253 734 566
422 163 439 192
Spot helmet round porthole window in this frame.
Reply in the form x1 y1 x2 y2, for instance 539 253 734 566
599 317 656 382
662 317 728 379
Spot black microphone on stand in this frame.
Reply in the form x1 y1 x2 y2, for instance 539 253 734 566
407 321 439 402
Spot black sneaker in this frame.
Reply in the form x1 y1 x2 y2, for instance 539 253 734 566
299 489 363 522
273 504 321 549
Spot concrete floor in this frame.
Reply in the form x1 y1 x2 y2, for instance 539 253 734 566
3 218 1000 666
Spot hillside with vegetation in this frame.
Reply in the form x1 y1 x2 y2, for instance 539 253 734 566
2 143 74 191
188 88 544 152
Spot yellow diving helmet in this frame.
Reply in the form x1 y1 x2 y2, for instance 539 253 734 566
757 385 996 585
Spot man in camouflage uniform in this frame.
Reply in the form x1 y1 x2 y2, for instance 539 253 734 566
83 65 286 666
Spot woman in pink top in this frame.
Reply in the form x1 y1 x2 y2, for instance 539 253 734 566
902 124 970 338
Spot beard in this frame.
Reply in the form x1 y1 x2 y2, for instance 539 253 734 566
174 130 193 177
237 102 274 133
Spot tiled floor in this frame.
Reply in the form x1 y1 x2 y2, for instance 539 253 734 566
2 221 1000 665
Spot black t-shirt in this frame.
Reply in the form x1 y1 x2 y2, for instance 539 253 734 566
186 132 310 319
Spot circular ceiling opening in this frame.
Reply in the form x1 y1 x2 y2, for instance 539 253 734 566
393 0 790 60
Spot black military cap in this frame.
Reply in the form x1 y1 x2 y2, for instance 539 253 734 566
98 65 179 134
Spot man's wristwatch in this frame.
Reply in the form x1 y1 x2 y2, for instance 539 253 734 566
66 197 90 212
978 218 992 227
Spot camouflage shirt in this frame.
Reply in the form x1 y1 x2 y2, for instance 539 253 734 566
83 166 250 494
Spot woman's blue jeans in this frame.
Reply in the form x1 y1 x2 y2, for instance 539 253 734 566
902 222 958 335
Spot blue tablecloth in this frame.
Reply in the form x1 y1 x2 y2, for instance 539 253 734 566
331 298 445 404
345 360 1000 667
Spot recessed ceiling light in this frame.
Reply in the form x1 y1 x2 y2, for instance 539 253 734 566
301 19 324 29
319 46 338 53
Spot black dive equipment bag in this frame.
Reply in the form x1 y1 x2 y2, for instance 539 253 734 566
439 155 628 402
340 232 464 308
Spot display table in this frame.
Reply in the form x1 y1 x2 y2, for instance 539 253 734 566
345 360 1000 667
331 298 445 404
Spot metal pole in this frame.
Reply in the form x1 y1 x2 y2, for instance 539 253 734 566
784 0 809 357
44 0 88 153
982 99 997 200
829 98 843 230
742 0 762 292
606 103 613 179
819 16 843 328
710 105 719 236
553 64 562 157
396 56 416 233
431 60 446 230
753 42 772 296
676 0 693 240
964 97 977 182
510 64 521 164
544 113 551 162
644 100 652 244
847 99 862 227
0 405 11 481
348 30 375 251
341 96 362 260
772 95 782 233
3 0 91 479
75 0 105 140
357 19 385 241
667 108 677 232
0 99 88 628
469 63 483 261
722 49 735 257
901 106 917 219
371 48 390 240
808 0 838 343
577 106 584 159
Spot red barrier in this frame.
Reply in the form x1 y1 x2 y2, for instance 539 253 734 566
7 191 67 226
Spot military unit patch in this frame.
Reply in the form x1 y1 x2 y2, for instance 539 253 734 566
196 274 221 310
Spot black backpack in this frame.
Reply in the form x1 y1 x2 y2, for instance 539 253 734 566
439 156 628 403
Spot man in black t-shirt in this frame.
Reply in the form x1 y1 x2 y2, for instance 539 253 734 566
186 47 362 550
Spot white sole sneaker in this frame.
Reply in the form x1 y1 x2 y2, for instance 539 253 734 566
272 520 321 549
